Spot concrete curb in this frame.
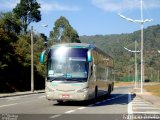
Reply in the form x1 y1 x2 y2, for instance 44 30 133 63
0 90 45 98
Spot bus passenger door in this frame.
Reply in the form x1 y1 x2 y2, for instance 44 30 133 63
88 63 96 99
93 64 96 80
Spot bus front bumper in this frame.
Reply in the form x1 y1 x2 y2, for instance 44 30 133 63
45 91 89 101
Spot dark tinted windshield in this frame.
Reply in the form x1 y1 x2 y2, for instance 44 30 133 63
47 47 88 81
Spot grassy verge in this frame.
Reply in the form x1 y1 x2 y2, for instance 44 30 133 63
114 81 134 87
144 84 160 97
115 82 160 97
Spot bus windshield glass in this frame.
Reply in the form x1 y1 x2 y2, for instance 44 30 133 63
47 47 88 81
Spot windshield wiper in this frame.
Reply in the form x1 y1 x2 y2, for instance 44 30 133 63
66 78 86 82
47 74 67 82
47 77 57 82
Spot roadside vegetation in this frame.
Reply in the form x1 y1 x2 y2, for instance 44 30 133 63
114 81 134 87
115 81 160 98
0 0 80 93
144 84 160 97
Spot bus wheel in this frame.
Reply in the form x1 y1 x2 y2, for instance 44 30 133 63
107 86 111 98
57 100 64 104
111 83 114 91
94 86 98 102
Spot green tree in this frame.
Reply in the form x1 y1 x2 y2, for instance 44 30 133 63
0 12 19 70
0 12 20 92
0 12 21 35
0 11 46 92
13 0 41 34
49 16 80 45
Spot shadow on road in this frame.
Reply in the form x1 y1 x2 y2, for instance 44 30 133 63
52 93 136 107
92 93 136 107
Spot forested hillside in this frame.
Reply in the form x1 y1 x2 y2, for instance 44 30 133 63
0 0 45 93
80 25 160 82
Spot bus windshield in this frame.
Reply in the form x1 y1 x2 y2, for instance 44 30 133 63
47 47 88 82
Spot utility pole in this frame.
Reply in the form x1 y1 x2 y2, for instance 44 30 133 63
158 50 160 82
30 25 48 92
135 40 138 88
119 0 152 94
140 0 144 94
31 26 34 92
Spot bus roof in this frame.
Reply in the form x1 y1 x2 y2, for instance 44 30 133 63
50 43 90 49
49 43 113 59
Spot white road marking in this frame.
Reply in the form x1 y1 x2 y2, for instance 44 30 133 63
132 96 160 114
0 98 44 108
107 94 125 101
78 107 86 110
132 103 150 106
7 97 21 101
0 103 18 108
133 111 160 114
49 114 61 119
128 93 133 114
39 95 45 98
133 106 160 110
131 101 145 103
65 110 75 114
132 98 141 100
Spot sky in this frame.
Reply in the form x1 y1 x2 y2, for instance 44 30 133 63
1 0 160 37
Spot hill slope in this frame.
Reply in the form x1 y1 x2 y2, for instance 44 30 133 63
80 25 160 81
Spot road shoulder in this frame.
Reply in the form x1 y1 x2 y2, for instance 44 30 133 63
0 90 44 98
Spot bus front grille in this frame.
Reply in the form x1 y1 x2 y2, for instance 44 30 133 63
56 89 75 92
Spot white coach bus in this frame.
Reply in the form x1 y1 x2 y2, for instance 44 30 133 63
40 43 114 103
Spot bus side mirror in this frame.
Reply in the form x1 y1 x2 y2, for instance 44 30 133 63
87 50 92 62
40 50 46 63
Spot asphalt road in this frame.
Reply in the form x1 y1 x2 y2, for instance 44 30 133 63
0 86 137 120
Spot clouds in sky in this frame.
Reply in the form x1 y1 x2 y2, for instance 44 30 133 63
91 0 160 12
39 1 81 12
0 0 80 12
1 0 160 13
0 0 20 11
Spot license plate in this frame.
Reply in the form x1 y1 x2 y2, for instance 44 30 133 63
61 94 70 99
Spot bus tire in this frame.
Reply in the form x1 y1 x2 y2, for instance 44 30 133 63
111 82 114 91
107 85 111 98
57 100 64 104
94 86 98 102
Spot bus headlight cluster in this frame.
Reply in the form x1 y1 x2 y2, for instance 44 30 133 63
46 86 54 92
77 87 89 93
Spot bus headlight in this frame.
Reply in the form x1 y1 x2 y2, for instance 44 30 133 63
46 86 54 92
77 87 89 93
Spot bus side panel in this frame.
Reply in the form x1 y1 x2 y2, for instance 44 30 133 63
87 61 97 100
92 49 114 97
